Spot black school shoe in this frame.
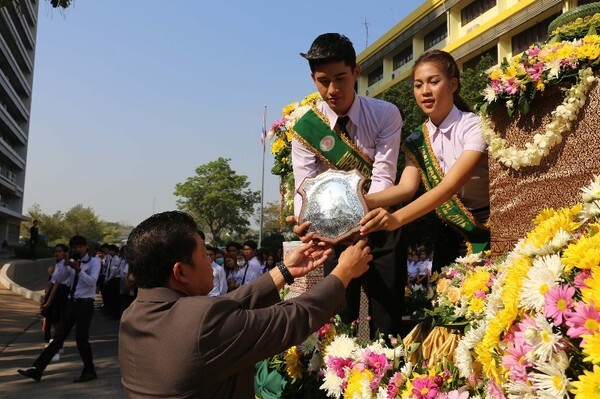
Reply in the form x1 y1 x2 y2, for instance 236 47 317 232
17 368 42 382
73 371 97 383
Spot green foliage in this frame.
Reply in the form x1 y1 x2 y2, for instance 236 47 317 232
20 204 130 245
174 157 260 245
14 245 53 259
460 54 496 112
256 201 294 237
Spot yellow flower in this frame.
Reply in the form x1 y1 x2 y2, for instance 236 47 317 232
582 333 600 365
462 270 491 299
436 278 451 294
282 102 298 116
285 131 293 142
582 266 600 308
271 137 285 155
563 233 600 272
284 346 304 379
469 297 485 313
301 92 321 106
571 364 600 399
525 206 581 248
447 286 462 303
345 368 373 399
534 208 557 225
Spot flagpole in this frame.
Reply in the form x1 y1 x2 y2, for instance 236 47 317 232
259 105 267 248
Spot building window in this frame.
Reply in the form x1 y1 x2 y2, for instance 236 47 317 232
368 65 384 86
462 46 498 70
512 13 559 54
461 0 497 26
393 45 413 70
425 23 448 50
578 0 597 5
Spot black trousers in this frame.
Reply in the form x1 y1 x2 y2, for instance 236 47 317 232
324 229 406 337
33 299 95 374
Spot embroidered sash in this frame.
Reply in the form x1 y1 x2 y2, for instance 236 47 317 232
404 124 490 254
293 108 373 179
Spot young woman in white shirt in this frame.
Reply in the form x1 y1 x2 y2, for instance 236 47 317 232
360 50 490 272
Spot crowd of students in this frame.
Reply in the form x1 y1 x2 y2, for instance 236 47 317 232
199 234 281 297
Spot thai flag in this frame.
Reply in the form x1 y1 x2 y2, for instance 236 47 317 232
260 105 267 152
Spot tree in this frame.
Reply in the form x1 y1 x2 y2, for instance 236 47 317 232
20 203 128 245
460 54 496 112
174 157 260 245
255 201 293 237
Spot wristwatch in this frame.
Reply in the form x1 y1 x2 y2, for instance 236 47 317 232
276 261 295 285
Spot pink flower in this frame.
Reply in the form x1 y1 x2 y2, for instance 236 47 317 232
574 270 591 289
526 62 545 80
438 390 470 399
566 301 600 342
502 340 532 381
412 376 440 399
544 285 575 325
487 379 507 399
386 372 403 399
526 45 541 58
363 349 390 375
326 356 353 378
474 289 486 299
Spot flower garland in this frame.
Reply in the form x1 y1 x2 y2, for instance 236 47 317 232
481 31 600 170
482 67 597 170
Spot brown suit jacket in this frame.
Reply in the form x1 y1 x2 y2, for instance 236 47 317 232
118 272 346 398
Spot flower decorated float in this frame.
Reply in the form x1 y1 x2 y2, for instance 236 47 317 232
482 3 600 254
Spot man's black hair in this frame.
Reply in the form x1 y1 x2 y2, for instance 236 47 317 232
69 235 87 247
126 211 199 288
300 33 357 72
243 240 257 250
109 244 119 252
205 245 216 253
54 243 69 253
226 242 241 250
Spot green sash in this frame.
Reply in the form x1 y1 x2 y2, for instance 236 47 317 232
404 124 490 254
293 108 373 179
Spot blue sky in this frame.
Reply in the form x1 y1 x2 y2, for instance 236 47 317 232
24 0 423 226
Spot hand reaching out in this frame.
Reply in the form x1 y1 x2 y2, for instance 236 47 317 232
359 208 401 236
283 235 332 279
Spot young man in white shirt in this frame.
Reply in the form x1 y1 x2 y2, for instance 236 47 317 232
206 245 227 296
240 240 263 285
19 235 101 383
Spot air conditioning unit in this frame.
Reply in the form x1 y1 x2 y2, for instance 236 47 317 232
391 73 396 79
366 89 370 95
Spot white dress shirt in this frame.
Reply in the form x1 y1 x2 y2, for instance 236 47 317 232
55 254 101 299
208 262 227 297
425 106 489 210
50 260 71 286
240 256 263 285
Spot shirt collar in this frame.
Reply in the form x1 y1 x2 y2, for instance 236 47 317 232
426 105 461 136
322 93 361 129
136 287 185 303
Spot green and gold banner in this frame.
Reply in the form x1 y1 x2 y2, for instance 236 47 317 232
404 124 489 254
293 108 373 179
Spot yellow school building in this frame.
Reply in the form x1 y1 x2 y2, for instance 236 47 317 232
357 0 593 97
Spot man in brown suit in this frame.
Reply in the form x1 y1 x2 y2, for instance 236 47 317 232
118 211 371 398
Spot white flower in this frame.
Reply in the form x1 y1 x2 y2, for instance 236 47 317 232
400 361 413 377
582 200 600 219
582 175 600 202
483 86 497 103
525 315 563 362
455 323 486 377
530 359 570 399
324 334 358 359
320 372 344 398
548 229 572 252
519 259 559 312
506 99 514 109
455 252 482 264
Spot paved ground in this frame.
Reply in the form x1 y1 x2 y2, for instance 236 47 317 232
0 261 124 399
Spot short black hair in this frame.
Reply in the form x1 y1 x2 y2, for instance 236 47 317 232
301 33 357 72
54 243 68 252
205 245 216 253
226 242 241 250
69 235 87 247
243 240 257 250
126 211 199 288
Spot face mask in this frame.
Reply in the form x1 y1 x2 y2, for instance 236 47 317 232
237 260 246 267
215 258 224 266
